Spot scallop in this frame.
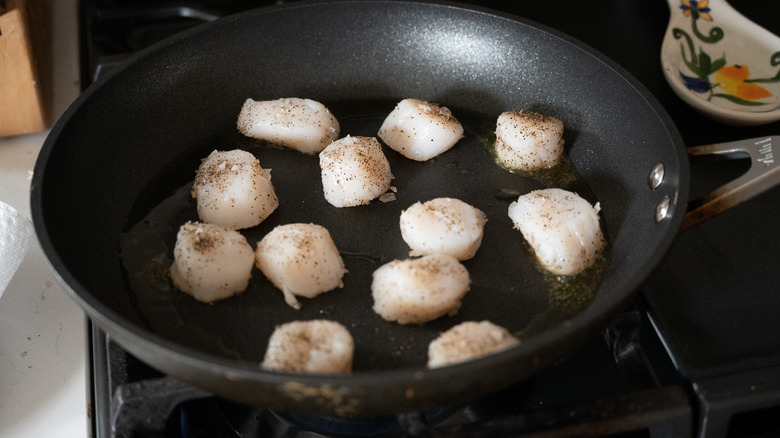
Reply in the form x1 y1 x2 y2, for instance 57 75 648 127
236 97 340 154
494 110 565 171
371 253 470 325
255 223 347 309
427 321 521 368
377 98 464 161
192 149 278 230
169 221 255 303
262 320 354 374
319 135 394 208
507 188 606 276
400 197 487 261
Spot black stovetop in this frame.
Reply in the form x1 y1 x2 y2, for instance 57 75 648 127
80 1 780 437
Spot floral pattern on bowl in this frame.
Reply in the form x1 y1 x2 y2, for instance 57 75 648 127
661 0 780 125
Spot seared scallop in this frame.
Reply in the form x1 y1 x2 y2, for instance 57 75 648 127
377 98 464 161
236 97 340 154
494 110 564 171
262 320 354 374
255 223 347 309
319 135 394 208
169 221 255 303
427 320 520 368
192 149 278 230
400 197 487 261
371 253 470 325
507 188 606 276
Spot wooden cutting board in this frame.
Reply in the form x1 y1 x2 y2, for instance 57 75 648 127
0 0 51 137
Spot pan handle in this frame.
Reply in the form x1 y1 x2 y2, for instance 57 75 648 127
680 136 779 231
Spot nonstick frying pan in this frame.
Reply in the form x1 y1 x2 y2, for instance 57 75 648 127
31 0 688 415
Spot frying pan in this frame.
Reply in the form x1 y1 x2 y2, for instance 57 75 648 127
30 0 688 416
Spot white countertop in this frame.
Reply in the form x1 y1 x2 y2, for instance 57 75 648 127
0 1 88 436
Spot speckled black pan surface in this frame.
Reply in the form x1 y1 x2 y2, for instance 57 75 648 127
31 0 687 415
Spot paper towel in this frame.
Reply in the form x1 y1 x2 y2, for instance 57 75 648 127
0 200 35 299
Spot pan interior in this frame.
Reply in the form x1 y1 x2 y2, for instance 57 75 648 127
35 2 684 377
118 104 608 370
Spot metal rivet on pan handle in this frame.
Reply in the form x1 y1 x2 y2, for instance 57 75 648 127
648 163 665 189
655 195 670 223
649 163 668 223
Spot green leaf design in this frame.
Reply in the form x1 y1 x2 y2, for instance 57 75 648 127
710 56 726 74
685 57 704 77
691 19 724 44
699 50 712 75
745 70 780 84
743 51 780 83
674 28 698 67
694 50 726 77
712 93 768 106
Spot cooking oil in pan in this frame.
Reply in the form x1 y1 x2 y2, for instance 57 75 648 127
120 182 246 360
469 113 610 338
118 107 610 368
518 246 610 338
477 114 580 190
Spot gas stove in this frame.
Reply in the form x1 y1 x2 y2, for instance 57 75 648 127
90 305 693 437
79 1 780 437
